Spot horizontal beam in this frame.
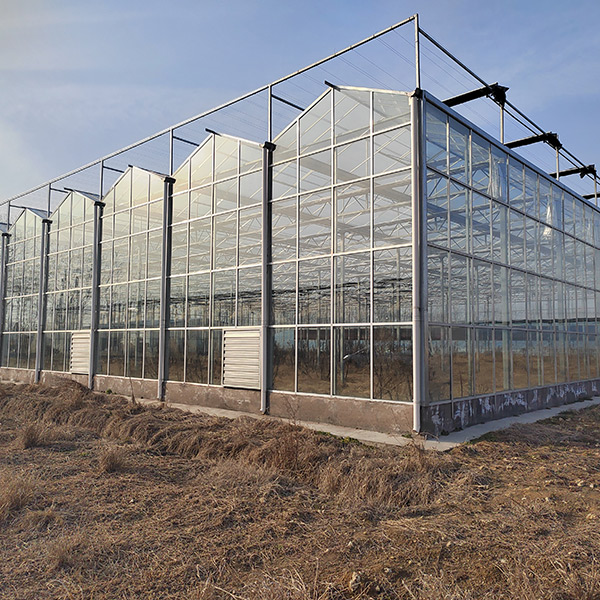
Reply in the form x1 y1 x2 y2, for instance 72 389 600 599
444 83 508 107
505 132 561 151
271 93 304 112
549 164 596 179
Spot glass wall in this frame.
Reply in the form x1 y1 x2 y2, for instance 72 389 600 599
168 134 263 383
425 98 600 404
1 209 43 369
269 86 413 401
97 167 165 379
43 192 95 372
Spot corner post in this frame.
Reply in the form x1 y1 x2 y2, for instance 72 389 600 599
411 89 427 433
158 176 175 400
261 141 275 414
34 218 52 383
88 200 105 389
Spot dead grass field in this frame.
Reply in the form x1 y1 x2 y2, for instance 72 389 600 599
0 380 600 599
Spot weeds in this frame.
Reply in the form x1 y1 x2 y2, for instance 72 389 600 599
0 473 39 521
98 445 128 473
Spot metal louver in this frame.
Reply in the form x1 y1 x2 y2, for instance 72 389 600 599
70 331 91 374
222 328 261 390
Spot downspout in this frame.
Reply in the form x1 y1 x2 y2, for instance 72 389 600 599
88 200 105 389
34 218 51 383
158 176 176 400
261 141 276 413
411 89 427 433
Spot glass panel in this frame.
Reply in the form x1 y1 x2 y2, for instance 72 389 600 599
299 150 331 192
297 327 330 394
298 190 331 257
300 93 331 154
374 126 410 174
171 223 190 275
212 270 235 326
186 329 209 384
190 138 213 188
237 267 261 326
426 171 448 247
428 326 450 402
271 262 296 325
129 233 147 281
240 143 262 174
335 139 369 183
335 252 370 324
449 181 468 252
213 212 237 269
471 134 490 194
109 330 125 377
298 258 330 324
239 171 262 207
214 177 237 213
110 284 127 329
271 197 297 262
187 272 210 327
373 92 409 132
448 118 469 184
494 329 511 392
450 253 470 324
373 172 411 247
451 326 472 399
210 329 222 385
512 329 528 389
126 330 143 379
334 326 369 398
490 146 507 201
425 103 447 173
474 328 494 395
373 326 412 401
335 180 370 252
373 247 411 323
238 207 262 266
334 88 370 143
190 186 212 220
214 136 237 181
168 330 185 381
427 246 449 324
188 218 211 273
170 276 186 327
272 123 297 164
145 280 161 328
143 330 159 379
172 192 189 224
272 161 297 200
542 331 556 385
271 328 295 392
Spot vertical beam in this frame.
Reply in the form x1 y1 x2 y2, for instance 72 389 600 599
169 129 174 175
261 142 275 413
500 105 505 144
414 14 421 89
267 85 273 143
411 90 427 433
158 176 175 400
34 218 51 382
0 232 10 362
88 200 105 389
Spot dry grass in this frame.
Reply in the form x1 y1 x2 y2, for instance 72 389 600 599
0 380 600 599
0 473 39 522
98 444 129 473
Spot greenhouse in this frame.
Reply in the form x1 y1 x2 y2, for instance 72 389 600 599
1 15 599 435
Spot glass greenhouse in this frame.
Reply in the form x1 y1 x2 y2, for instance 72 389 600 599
1 16 599 435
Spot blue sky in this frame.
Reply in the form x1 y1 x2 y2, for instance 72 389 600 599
2 0 600 203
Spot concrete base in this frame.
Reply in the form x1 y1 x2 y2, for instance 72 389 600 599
422 379 600 435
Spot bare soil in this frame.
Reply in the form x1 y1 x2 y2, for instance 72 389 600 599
1 380 600 599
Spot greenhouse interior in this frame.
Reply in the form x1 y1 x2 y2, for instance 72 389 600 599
2 15 600 436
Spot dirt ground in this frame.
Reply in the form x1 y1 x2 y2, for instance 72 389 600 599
0 381 599 600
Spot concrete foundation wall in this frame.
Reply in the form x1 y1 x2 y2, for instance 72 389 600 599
421 380 600 435
2 366 599 437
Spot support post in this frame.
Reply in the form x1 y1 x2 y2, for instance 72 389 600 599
34 218 51 383
0 232 10 363
88 200 105 389
158 176 176 400
261 141 275 414
410 90 427 434
414 14 421 89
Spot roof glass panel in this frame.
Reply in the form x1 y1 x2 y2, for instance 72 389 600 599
373 92 410 133
214 136 238 181
299 92 331 154
334 89 370 144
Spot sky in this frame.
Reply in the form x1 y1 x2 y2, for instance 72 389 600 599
1 0 600 207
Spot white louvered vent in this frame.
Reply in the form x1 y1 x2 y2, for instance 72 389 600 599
70 331 91 374
222 328 261 390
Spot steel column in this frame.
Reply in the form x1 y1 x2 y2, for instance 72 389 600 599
34 218 51 382
261 142 275 413
410 90 427 433
414 14 421 89
88 200 105 389
157 176 175 400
